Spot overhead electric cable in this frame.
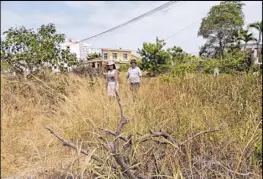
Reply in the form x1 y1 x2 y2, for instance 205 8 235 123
77 1 182 43
164 18 202 41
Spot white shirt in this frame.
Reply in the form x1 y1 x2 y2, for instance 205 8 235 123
127 66 142 83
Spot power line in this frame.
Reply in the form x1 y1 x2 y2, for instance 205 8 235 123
164 18 202 41
78 1 178 43
156 1 186 14
76 18 203 53
75 2 186 45
78 1 182 43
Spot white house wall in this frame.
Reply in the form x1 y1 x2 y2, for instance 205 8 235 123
60 41 101 61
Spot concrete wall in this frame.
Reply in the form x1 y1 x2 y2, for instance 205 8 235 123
101 49 131 63
60 41 81 60
60 41 101 61
131 54 141 62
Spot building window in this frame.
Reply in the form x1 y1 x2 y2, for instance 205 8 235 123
123 53 128 60
104 53 108 60
113 53 117 59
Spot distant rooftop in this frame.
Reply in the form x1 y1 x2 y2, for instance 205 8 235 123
101 48 132 52
131 52 141 58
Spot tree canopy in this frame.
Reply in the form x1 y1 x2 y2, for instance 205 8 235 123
1 23 77 72
237 29 257 49
137 37 170 74
198 1 245 58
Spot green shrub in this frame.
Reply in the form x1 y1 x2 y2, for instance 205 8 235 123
202 59 221 74
1 61 10 72
161 51 252 76
119 63 129 72
159 74 176 83
169 62 199 76
220 52 248 73
250 64 262 74
200 51 249 74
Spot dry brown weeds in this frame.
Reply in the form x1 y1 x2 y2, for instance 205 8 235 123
1 72 262 178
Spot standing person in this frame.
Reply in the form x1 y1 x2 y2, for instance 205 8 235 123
107 60 119 97
127 59 142 90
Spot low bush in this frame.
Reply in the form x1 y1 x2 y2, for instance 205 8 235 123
169 62 200 76
119 63 129 72
250 64 262 74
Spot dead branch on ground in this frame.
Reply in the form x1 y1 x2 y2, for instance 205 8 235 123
46 92 229 179
45 126 103 164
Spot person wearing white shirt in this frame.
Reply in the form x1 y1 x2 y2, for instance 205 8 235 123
127 59 142 90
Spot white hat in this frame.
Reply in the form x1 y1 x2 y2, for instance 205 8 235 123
107 60 115 66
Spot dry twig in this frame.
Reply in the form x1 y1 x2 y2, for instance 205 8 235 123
45 126 103 163
108 92 137 179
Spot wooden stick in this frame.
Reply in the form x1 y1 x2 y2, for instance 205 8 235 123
45 126 103 163
110 92 137 179
103 128 128 142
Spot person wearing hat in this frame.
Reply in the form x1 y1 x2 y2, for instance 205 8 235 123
106 60 119 97
127 59 142 90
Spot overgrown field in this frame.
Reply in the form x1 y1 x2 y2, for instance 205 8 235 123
1 72 262 178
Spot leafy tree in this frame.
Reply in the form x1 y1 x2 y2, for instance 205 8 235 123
226 30 242 53
1 23 77 73
167 46 185 63
237 29 257 49
198 1 245 59
199 41 221 58
248 21 262 58
137 37 170 74
87 52 101 60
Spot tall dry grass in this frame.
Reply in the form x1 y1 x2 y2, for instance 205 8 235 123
1 72 262 178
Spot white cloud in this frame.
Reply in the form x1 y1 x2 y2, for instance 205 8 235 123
1 1 262 54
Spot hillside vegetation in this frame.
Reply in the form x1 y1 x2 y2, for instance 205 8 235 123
1 72 262 178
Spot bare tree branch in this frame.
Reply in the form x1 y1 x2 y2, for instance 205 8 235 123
115 92 128 136
138 129 177 145
103 128 128 142
45 126 103 163
109 92 137 179
123 135 133 150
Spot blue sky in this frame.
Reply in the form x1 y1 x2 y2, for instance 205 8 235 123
1 1 262 55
